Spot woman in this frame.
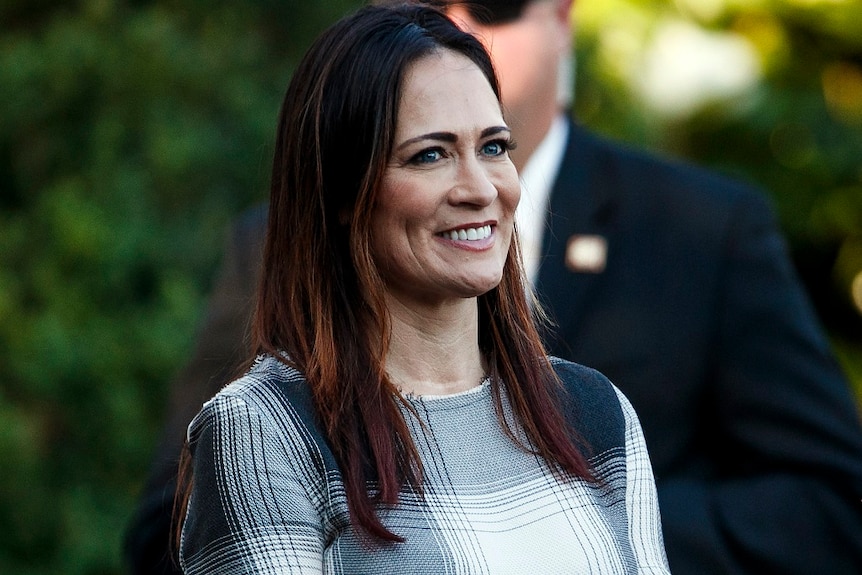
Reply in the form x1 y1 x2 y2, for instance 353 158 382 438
178 4 669 573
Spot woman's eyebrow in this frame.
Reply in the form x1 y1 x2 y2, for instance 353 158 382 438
395 131 456 151
395 125 511 151
481 126 511 138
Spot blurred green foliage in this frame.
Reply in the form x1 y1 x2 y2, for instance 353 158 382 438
0 0 859 573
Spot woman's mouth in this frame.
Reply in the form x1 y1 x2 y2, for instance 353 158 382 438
439 224 493 241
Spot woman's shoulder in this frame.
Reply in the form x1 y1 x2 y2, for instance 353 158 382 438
192 354 315 434
189 353 339 465
548 356 629 455
219 353 306 399
548 356 618 403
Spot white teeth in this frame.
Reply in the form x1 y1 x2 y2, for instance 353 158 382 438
445 225 492 241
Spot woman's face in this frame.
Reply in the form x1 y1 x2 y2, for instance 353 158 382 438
370 49 520 307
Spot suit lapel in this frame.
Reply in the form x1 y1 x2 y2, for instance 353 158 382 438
535 121 619 356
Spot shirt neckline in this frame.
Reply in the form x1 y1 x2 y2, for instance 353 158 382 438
400 377 492 410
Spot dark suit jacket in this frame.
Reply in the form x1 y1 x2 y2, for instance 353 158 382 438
124 120 862 574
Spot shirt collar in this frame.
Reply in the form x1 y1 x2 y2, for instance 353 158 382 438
516 115 570 282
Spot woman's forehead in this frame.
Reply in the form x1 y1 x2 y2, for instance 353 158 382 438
395 52 503 137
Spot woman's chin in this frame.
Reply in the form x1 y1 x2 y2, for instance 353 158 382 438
456 273 504 298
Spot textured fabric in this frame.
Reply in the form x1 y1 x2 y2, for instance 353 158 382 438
179 355 670 574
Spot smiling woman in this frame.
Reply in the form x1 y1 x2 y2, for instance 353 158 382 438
175 4 670 574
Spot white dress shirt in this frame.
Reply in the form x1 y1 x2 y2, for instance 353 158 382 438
516 115 569 283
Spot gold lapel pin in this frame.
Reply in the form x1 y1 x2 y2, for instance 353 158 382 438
566 235 608 273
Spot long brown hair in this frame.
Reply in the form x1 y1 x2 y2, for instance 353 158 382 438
181 3 593 547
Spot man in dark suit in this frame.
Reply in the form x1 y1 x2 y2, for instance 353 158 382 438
124 0 862 573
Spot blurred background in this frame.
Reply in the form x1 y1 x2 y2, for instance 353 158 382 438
1 0 859 572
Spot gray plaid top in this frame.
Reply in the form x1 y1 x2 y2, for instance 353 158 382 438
180 355 670 574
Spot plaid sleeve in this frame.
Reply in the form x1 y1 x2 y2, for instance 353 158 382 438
179 387 326 575
614 386 671 574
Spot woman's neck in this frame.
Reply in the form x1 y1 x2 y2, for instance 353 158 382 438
383 296 487 397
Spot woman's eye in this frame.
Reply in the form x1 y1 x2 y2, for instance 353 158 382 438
410 148 444 164
482 139 511 157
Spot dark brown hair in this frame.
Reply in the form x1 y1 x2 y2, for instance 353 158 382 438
181 2 592 546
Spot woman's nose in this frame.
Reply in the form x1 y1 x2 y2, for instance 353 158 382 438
449 157 498 207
